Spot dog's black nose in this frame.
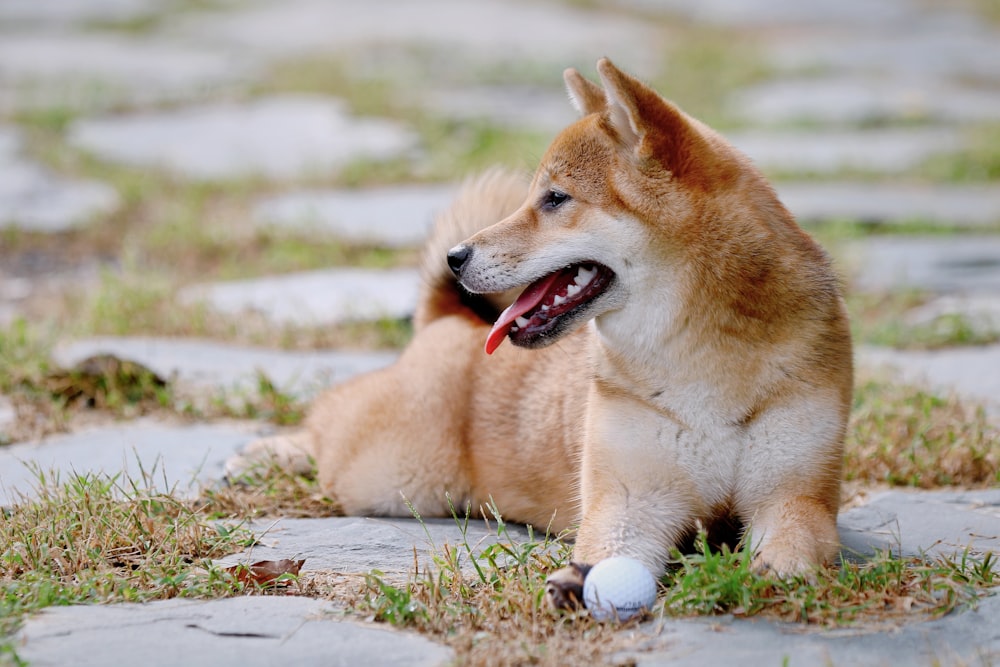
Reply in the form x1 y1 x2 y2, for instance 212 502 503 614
447 244 471 277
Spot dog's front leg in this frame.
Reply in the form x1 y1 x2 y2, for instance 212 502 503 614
546 392 698 610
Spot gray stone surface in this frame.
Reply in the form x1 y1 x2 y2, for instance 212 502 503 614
628 594 1000 667
0 396 15 442
769 18 1000 82
733 76 1000 125
728 127 962 174
14 597 453 667
613 0 919 27
0 419 254 506
0 33 252 112
52 336 397 400
859 344 1000 417
170 0 661 73
219 516 535 582
0 0 160 25
0 125 119 231
253 184 455 248
67 96 419 181
849 236 1000 294
180 268 420 326
903 294 1000 336
778 182 1000 227
839 489 1000 561
421 85 576 133
0 275 32 326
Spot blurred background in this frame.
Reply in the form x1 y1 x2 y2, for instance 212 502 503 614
1 0 999 439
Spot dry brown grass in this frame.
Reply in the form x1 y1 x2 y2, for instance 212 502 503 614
846 375 1000 488
200 461 340 519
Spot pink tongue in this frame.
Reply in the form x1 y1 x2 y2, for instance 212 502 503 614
484 271 564 355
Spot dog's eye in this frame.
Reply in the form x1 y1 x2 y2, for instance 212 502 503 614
542 190 570 210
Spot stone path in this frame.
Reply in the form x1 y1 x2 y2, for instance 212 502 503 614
0 125 119 232
2 0 1000 664
0 419 252 506
253 184 455 248
728 127 963 174
68 96 419 181
179 268 420 326
52 336 397 400
15 597 454 667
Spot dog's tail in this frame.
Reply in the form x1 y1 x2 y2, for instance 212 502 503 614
414 168 528 330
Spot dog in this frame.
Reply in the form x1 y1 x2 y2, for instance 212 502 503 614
228 58 853 609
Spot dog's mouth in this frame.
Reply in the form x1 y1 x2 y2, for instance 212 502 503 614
485 263 615 354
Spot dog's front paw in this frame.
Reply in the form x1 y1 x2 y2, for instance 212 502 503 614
751 549 817 581
545 562 593 611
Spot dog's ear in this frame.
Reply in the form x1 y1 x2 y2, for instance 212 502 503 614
596 58 709 176
564 68 605 116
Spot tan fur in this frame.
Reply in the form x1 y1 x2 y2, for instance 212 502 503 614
228 59 853 584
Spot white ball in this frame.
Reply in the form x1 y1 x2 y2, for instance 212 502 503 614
583 556 658 622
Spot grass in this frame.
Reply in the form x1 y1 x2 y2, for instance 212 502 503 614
2 4 999 661
1 373 998 665
847 377 1000 488
921 122 1000 183
0 317 321 442
654 25 772 128
848 290 1000 350
201 459 338 519
348 506 996 666
0 468 261 660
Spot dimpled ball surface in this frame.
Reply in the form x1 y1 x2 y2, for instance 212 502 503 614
582 556 658 622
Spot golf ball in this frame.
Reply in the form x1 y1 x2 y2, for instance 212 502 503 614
583 556 658 622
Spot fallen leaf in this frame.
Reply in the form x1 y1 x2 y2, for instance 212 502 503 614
226 558 305 586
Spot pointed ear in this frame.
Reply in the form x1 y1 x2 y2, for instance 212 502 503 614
595 58 708 174
595 58 650 151
564 68 606 116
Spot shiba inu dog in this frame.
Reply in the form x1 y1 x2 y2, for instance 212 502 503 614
229 58 853 609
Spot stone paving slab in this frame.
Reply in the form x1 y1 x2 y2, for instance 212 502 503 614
615 0 918 27
52 336 398 400
779 182 1000 227
859 344 1000 418
0 0 160 26
169 0 661 73
0 419 254 506
839 489 1000 561
903 294 1000 337
628 594 1000 667
219 516 534 582
13 597 454 667
420 85 577 133
0 125 119 232
0 32 253 112
253 184 456 248
67 96 419 181
179 268 420 326
848 236 1000 294
733 76 1000 125
768 18 1000 82
728 127 962 174
0 396 15 440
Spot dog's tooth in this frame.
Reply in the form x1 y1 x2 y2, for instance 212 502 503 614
553 294 567 306
515 316 530 328
574 265 598 287
541 304 550 311
566 283 582 297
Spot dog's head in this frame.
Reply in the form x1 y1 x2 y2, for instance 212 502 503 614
447 58 757 354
